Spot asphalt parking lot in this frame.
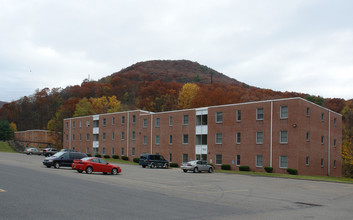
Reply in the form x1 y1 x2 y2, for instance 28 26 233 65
1 152 353 220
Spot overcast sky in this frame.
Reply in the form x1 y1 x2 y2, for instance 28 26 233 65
1 0 353 102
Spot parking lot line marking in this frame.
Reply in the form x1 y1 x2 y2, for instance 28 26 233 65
0 189 6 192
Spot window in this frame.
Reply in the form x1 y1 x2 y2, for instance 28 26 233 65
182 154 189 163
216 133 222 144
334 160 337 169
169 135 172 144
306 132 310 141
169 153 172 162
280 156 288 168
121 147 125 156
306 156 310 166
79 134 82 141
280 106 288 119
72 134 75 141
256 132 263 144
87 147 90 154
237 110 241 121
102 133 106 141
102 118 106 126
102 147 106 155
121 132 125 140
86 134 90 141
215 154 222 165
321 113 325 121
143 136 147 145
112 117 115 125
334 118 337 127
79 121 82 128
169 116 173 126
321 136 324 144
236 155 240 166
112 147 114 155
73 121 76 128
112 132 115 140
183 134 189 144
183 115 189 125
256 155 263 167
156 135 160 145
132 148 135 156
66 122 68 129
86 120 90 127
121 116 125 124
216 112 223 123
132 115 136 124
321 159 324 167
306 107 310 116
143 119 147 128
132 131 135 140
280 131 288 143
156 118 160 127
334 139 337 147
257 108 264 120
236 132 241 144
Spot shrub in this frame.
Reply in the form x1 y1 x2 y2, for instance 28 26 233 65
86 154 92 157
287 168 298 175
95 154 101 158
112 155 119 159
133 158 139 163
122 156 129 161
264 167 273 173
221 164 231 170
104 155 110 159
170 163 179 168
239 166 250 171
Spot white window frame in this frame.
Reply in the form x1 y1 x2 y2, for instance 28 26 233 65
183 115 189 125
143 136 147 145
132 131 135 140
256 155 263 167
236 110 241 121
169 116 173 126
279 156 288 168
215 154 222 165
257 108 264 120
169 135 173 144
306 156 310 166
183 134 189 144
216 112 223 123
236 132 241 144
156 118 160 127
280 130 288 144
143 119 147 128
156 135 160 145
280 106 288 119
236 154 240 166
216 133 222 144
256 131 263 144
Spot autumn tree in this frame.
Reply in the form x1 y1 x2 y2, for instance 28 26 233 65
178 83 200 109
342 136 353 177
73 98 95 117
90 96 122 114
0 121 14 141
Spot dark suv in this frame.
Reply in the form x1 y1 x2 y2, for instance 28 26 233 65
139 154 169 168
43 152 87 169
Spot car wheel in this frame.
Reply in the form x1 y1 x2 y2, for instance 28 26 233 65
111 168 118 175
54 162 60 169
183 169 188 173
193 167 199 173
77 170 83 173
150 163 155 168
163 163 168 169
86 166 93 174
29 152 32 155
46 165 51 168
142 165 146 168
208 167 214 173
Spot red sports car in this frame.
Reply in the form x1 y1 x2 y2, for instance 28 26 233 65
72 157 121 175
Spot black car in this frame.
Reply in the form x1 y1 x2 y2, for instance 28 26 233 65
139 154 169 168
43 148 58 157
43 152 87 169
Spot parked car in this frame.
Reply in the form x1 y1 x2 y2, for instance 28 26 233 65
181 160 214 173
43 152 87 168
42 148 58 157
139 154 169 168
72 157 121 175
24 148 42 155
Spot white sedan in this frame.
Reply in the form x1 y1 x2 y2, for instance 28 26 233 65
181 160 214 173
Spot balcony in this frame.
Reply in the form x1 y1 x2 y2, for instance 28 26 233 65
93 127 99 134
93 141 99 148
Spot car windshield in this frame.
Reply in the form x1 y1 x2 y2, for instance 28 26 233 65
81 157 91 161
52 152 65 158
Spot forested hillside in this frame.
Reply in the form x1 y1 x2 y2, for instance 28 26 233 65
0 59 352 176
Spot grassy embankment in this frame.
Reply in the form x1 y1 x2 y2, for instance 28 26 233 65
0 142 17 153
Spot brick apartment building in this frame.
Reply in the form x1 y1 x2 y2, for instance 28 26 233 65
14 130 57 149
63 97 342 176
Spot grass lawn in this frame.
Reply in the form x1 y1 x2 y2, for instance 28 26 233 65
216 169 353 184
104 158 138 165
0 141 17 153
